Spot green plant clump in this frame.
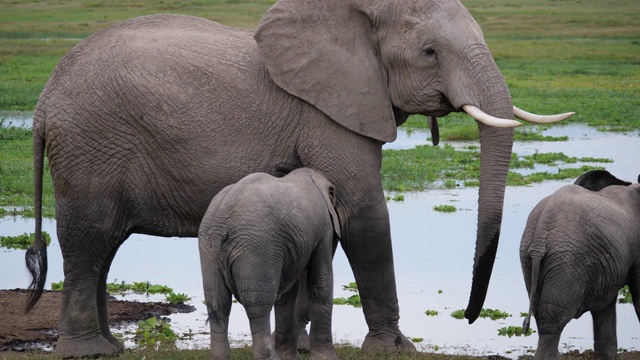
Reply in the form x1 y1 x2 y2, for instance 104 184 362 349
450 308 511 320
51 280 63 291
497 326 535 338
478 308 511 320
450 309 465 320
166 292 192 305
107 280 174 295
619 285 632 304
433 204 456 213
52 279 176 296
135 317 177 349
333 294 362 308
0 231 51 250
424 309 439 317
342 282 358 292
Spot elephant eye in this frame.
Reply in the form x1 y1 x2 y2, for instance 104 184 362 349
423 46 437 58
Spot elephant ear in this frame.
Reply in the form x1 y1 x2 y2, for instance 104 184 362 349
254 0 397 143
574 169 631 191
324 186 342 239
309 174 342 238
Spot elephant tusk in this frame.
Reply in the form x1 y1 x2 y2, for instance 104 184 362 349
513 106 575 124
462 105 522 128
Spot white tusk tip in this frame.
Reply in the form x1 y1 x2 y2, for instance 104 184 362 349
463 105 522 128
513 106 575 124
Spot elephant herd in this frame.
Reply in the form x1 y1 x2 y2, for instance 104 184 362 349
20 0 637 359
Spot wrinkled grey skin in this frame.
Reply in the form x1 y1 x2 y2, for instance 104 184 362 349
27 0 518 356
199 168 340 360
520 171 640 360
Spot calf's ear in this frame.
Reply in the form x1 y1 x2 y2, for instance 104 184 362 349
324 186 342 239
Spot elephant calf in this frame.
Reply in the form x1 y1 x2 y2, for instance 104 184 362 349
520 170 640 360
198 167 341 360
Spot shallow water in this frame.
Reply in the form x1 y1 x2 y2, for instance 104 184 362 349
1 114 639 357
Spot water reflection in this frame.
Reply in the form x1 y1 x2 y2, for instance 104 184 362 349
0 110 33 128
1 115 639 357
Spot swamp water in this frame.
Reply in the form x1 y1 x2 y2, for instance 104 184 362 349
1 113 639 357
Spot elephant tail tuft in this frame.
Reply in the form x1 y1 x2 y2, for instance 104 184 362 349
522 253 543 334
25 107 48 313
25 246 48 312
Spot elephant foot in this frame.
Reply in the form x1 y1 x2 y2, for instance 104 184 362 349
56 333 124 358
309 349 338 360
296 327 310 352
361 330 416 354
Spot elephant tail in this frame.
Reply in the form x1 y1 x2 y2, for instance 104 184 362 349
201 221 229 320
522 253 542 334
25 108 48 312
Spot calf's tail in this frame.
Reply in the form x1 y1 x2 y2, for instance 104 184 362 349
523 254 542 333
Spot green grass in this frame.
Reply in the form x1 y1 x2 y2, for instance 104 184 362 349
0 121 55 217
0 0 638 121
0 0 638 211
0 231 50 250
381 143 608 191
6 346 640 360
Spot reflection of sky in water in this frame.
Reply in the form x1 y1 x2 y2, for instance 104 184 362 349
1 114 639 357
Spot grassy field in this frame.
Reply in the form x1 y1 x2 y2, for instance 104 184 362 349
1 0 639 124
1 0 638 216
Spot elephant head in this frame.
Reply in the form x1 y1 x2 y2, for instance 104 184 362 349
255 0 572 322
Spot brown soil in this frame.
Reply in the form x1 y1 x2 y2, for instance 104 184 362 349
0 289 195 352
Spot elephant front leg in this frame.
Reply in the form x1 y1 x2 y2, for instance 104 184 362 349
341 204 416 354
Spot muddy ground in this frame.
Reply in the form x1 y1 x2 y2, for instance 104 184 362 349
2 289 639 359
0 289 194 352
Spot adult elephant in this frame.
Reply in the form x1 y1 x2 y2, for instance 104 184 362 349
25 0 572 357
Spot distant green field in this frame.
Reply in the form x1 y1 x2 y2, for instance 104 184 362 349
1 0 638 129
0 0 639 215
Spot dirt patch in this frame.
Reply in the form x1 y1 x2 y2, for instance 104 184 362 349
0 289 195 352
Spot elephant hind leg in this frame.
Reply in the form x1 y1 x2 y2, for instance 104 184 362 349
273 280 301 359
55 215 129 357
532 300 571 360
533 333 561 360
97 243 127 350
591 298 617 360
628 265 640 323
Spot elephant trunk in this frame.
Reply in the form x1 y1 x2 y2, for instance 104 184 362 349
465 122 513 323
456 51 515 323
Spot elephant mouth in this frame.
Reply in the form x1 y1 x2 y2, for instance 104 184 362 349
419 94 455 118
